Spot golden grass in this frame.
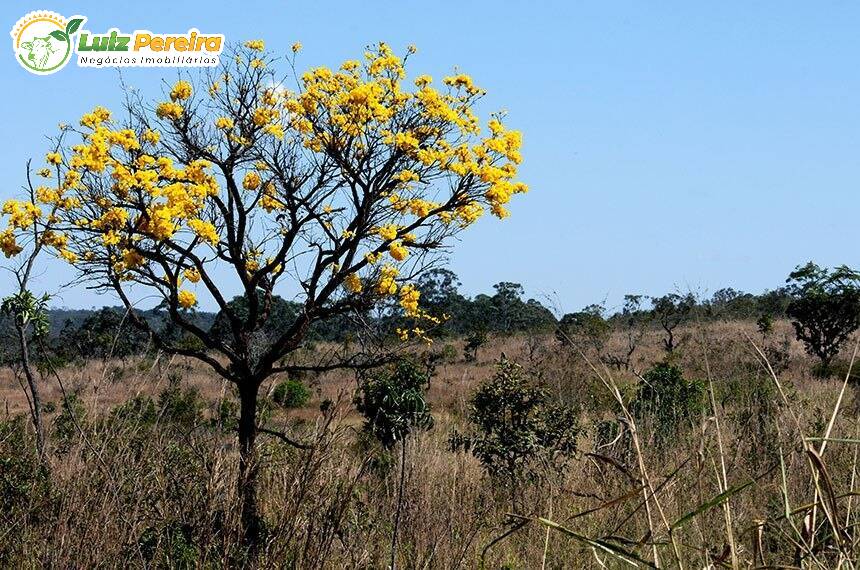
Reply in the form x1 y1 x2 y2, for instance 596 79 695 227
2 318 860 567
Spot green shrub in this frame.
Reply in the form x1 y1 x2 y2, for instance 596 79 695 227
464 329 487 362
630 362 705 444
785 262 860 375
355 359 433 448
158 384 203 427
138 521 198 568
271 379 310 409
0 417 48 514
54 393 86 452
112 395 158 427
450 358 579 500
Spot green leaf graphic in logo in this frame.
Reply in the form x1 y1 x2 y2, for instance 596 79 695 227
66 18 83 35
49 30 68 42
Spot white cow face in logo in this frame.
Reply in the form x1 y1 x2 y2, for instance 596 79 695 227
20 36 57 69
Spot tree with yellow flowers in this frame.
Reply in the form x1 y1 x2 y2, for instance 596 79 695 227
1 40 526 552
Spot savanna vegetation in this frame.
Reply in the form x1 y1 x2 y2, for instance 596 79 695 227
2 40 860 569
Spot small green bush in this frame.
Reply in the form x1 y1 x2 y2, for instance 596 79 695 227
54 393 86 452
450 358 579 497
355 359 433 448
158 384 204 427
630 362 705 444
112 395 158 427
271 379 310 409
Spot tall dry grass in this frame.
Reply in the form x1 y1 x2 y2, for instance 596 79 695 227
2 319 860 568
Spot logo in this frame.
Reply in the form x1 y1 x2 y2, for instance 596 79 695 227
11 11 224 75
11 11 85 74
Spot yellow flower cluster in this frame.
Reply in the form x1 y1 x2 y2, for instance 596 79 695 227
243 171 261 190
142 129 160 144
244 39 265 51
183 267 201 283
170 80 193 102
156 101 183 120
376 224 399 241
188 219 219 245
260 182 284 212
389 241 408 261
214 116 234 130
177 289 197 309
0 229 22 258
376 264 398 295
344 272 362 293
399 284 420 316
80 106 111 128
2 199 42 230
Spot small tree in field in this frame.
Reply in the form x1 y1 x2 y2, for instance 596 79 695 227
355 359 433 570
785 262 860 375
652 293 695 353
0 41 527 551
451 358 579 509
1 162 55 464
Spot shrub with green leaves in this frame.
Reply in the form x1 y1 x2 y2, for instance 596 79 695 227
271 379 310 409
630 362 705 444
785 262 860 375
157 383 204 428
463 328 487 362
355 359 433 448
451 358 579 492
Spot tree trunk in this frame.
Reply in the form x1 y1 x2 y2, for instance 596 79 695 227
16 323 45 462
238 381 262 557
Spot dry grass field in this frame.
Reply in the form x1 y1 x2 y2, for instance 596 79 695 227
2 318 860 568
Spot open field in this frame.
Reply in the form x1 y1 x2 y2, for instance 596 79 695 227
3 318 860 568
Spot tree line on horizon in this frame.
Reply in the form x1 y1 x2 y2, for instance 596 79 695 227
0 266 808 361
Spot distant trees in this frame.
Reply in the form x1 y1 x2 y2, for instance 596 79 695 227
556 303 610 352
785 262 860 374
603 295 649 371
411 272 557 338
56 307 150 361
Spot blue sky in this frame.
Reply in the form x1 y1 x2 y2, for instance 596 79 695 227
2 1 859 313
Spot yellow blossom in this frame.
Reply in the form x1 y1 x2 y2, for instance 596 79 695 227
177 289 197 309
215 116 234 130
156 102 183 120
170 80 193 101
376 264 399 295
376 224 398 241
142 129 161 144
0 229 23 257
344 272 362 293
188 219 219 245
243 171 262 190
184 268 201 283
399 284 420 316
389 241 409 261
